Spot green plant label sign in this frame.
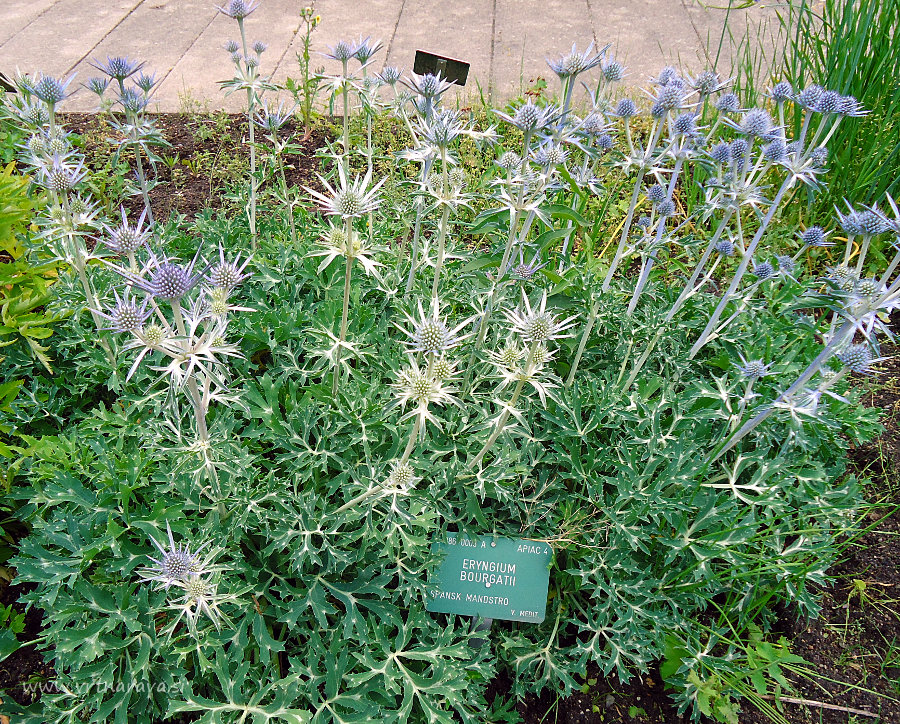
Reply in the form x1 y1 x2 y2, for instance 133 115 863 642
426 534 552 623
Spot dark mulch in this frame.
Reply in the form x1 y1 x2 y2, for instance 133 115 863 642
59 112 328 222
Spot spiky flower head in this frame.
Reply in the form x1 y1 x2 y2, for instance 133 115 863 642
497 101 557 133
32 73 76 106
836 344 873 374
47 134 69 156
837 207 864 236
141 522 211 590
800 225 831 247
547 42 606 79
636 215 652 229
102 207 151 255
653 66 681 86
856 209 888 237
826 264 857 291
534 144 567 167
254 100 293 134
142 323 166 347
715 239 735 256
647 184 666 203
215 0 259 20
715 92 740 114
496 151 521 171
389 461 416 490
673 112 697 135
353 36 383 64
838 95 865 116
763 139 787 162
816 90 841 114
651 83 686 116
85 76 110 97
770 81 793 103
392 358 459 417
809 146 829 167
23 102 49 127
854 277 880 300
90 56 144 81
496 341 524 369
100 289 150 333
736 354 773 380
776 255 796 274
207 245 251 290
252 40 267 55
224 40 240 54
656 200 676 217
322 38 361 65
432 356 455 381
710 142 730 165
400 72 455 100
305 166 385 219
797 84 823 109
120 87 149 114
603 60 625 83
739 108 773 137
752 260 775 280
39 154 86 193
504 290 577 344
151 264 195 301
596 133 614 150
135 72 156 94
690 69 722 97
613 98 637 118
729 138 748 161
399 299 470 354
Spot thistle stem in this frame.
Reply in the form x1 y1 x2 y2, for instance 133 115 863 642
276 152 298 246
689 175 793 359
333 220 354 396
239 19 258 247
431 148 450 301
468 343 536 469
400 416 422 465
565 298 599 387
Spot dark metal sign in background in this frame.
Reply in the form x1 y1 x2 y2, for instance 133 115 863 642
413 50 470 86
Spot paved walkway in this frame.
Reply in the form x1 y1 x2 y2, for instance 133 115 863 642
1 0 778 112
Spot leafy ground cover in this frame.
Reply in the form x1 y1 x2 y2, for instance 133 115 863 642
2 18 900 724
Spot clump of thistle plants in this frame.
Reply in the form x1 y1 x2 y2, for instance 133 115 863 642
3 18 899 724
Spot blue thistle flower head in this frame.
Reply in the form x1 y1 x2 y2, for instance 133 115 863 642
647 184 666 203
119 87 149 114
729 138 748 161
673 112 697 135
100 289 150 333
325 40 356 62
547 42 606 79
85 76 109 97
690 69 721 96
353 36 383 64
777 255 796 274
207 245 252 290
653 83 685 113
224 40 240 54
33 73 76 106
710 142 730 164
602 59 625 83
752 259 776 280
816 89 841 114
613 98 637 118
252 40 267 55
378 66 402 85
763 139 787 162
800 226 831 247
141 522 212 590
838 95 866 117
496 151 521 170
102 207 151 255
656 199 676 217
715 92 740 114
135 72 156 94
90 56 145 81
836 344 873 374
770 81 793 103
715 239 735 256
838 206 864 236
596 133 614 150
215 0 260 20
737 356 773 380
810 146 829 167
797 84 823 109
653 66 681 86
636 215 652 229
739 108 773 137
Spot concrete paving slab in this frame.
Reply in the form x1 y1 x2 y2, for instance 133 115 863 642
493 0 597 103
0 0 63 48
1 0 141 81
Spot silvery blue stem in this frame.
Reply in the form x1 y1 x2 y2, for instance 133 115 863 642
710 319 855 463
133 143 154 226
626 156 684 316
855 236 871 275
565 298 599 387
689 175 794 359
879 247 900 287
341 58 350 176
666 208 734 323
468 342 537 469
239 19 258 246
400 416 422 465
333 218 354 396
431 148 450 301
404 158 433 295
